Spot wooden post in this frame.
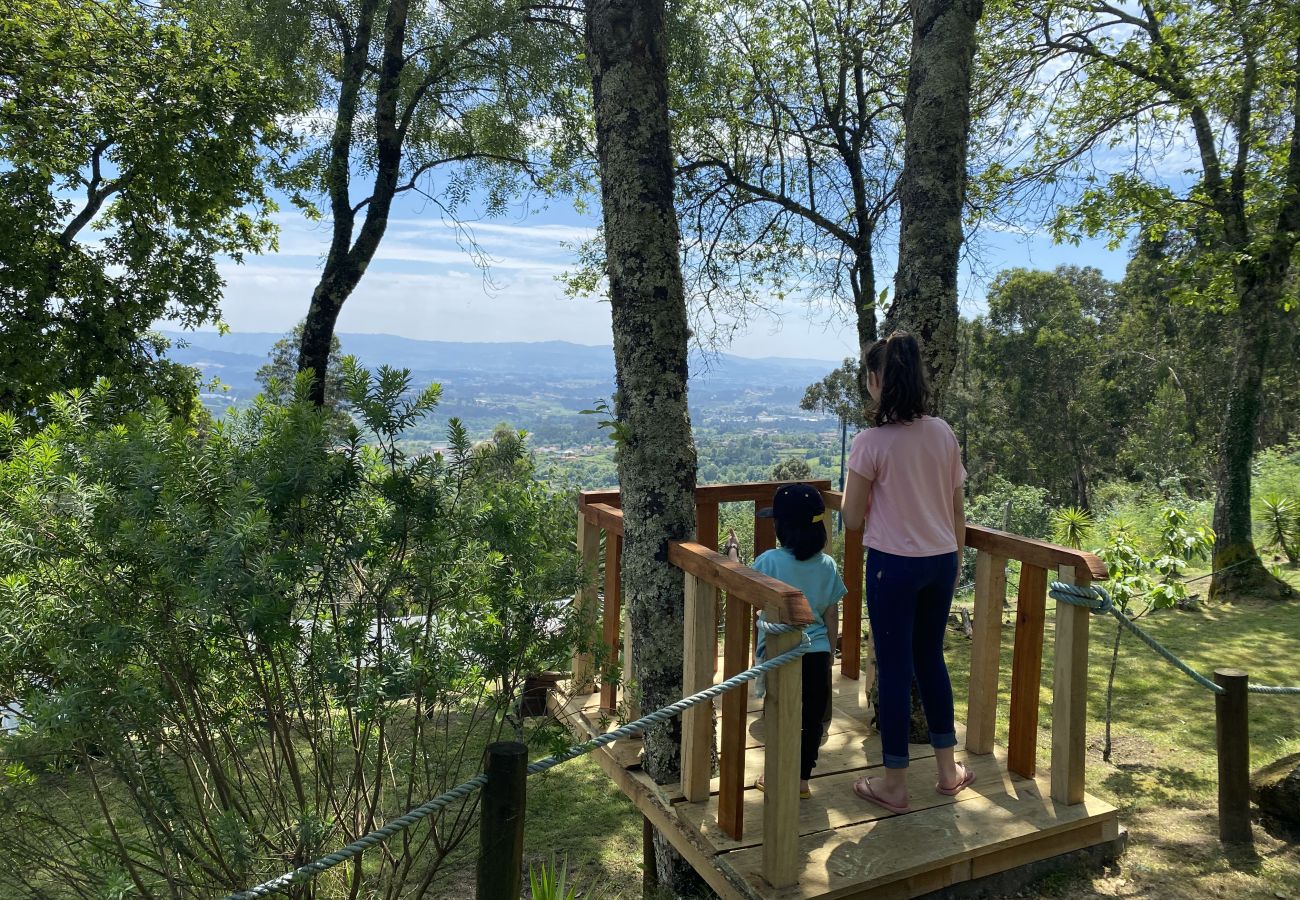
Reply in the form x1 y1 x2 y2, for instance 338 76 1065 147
1008 563 1048 779
762 605 802 890
754 504 776 557
477 741 527 900
966 551 1006 755
841 528 864 679
571 511 601 694
1214 668 1252 844
642 816 658 894
752 501 776 668
681 572 716 802
718 590 752 840
601 534 622 713
698 501 720 675
1051 565 1090 804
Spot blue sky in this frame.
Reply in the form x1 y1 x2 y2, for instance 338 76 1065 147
214 190 1131 363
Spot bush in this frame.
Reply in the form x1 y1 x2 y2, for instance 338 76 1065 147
965 476 1052 540
0 368 583 898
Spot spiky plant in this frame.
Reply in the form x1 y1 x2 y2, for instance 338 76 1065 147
1051 505 1095 550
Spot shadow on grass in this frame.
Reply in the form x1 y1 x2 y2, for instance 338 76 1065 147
1102 762 1214 808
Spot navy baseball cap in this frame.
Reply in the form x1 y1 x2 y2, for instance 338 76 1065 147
757 483 826 524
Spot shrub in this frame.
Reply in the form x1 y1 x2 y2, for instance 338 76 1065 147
0 368 583 898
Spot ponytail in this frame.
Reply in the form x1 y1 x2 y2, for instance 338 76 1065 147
865 331 931 426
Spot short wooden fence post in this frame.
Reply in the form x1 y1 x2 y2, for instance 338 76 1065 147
1051 564 1090 805
477 741 528 900
1214 668 1252 844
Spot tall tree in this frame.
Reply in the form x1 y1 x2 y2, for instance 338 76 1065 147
584 0 700 889
801 358 867 493
262 0 586 404
1014 0 1300 599
883 0 984 404
256 320 353 437
0 0 291 421
974 266 1115 509
672 0 911 367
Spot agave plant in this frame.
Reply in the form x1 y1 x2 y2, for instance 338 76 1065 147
527 854 594 900
1051 505 1095 550
1258 494 1299 565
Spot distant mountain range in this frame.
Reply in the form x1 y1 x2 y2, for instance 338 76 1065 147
164 331 842 438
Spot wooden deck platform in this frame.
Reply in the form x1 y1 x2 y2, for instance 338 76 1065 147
549 668 1120 900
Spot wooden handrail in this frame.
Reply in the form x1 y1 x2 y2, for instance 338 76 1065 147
668 542 814 625
822 489 1107 580
583 502 625 536
579 480 832 512
966 524 1107 580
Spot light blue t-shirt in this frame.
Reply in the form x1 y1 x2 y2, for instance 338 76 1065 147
752 548 847 656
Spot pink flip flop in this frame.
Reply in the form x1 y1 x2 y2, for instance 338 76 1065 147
936 762 976 797
852 776 911 814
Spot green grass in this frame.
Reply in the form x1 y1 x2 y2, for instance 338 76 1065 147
493 569 1300 900
6 572 1297 899
945 566 1300 899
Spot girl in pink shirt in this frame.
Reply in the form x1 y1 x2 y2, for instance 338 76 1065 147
841 331 973 813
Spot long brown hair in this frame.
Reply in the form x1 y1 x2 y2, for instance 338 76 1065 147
865 331 931 426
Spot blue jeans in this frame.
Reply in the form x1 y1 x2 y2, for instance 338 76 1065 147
866 548 959 768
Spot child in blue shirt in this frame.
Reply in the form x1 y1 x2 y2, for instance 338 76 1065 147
753 483 846 798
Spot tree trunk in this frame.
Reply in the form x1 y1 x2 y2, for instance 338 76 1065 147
885 0 982 406
297 0 406 406
853 246 878 405
1210 277 1293 601
1209 45 1300 601
1102 620 1122 763
585 1 702 892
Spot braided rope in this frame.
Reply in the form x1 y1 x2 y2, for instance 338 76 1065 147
225 773 489 899
1050 582 1300 696
226 621 810 898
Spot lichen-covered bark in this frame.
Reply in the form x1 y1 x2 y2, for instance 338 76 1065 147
886 0 982 406
585 0 701 889
1210 50 1300 602
1211 267 1294 600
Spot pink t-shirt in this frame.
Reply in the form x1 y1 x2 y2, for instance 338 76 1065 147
847 417 966 557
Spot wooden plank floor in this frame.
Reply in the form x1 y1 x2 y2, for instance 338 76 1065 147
549 664 1119 900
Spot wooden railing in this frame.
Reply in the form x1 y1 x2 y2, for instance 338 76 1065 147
573 481 1107 889
961 524 1108 805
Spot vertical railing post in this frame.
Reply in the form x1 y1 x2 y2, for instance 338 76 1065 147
697 500 720 675
966 551 1007 755
477 741 527 900
1008 563 1048 778
1051 564 1090 804
571 510 601 694
841 528 864 679
719 540 749 839
1214 668 1252 844
600 534 622 713
761 604 802 890
754 502 776 557
681 572 716 802
752 497 777 666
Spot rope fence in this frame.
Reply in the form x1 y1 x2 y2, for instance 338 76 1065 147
1049 582 1300 696
220 575 1300 898
225 621 810 900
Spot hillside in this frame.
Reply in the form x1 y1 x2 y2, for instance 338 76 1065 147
166 331 842 442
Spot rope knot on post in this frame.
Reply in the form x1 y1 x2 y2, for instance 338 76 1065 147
1049 581 1113 614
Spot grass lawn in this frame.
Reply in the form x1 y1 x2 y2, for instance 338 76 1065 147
495 567 1300 899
